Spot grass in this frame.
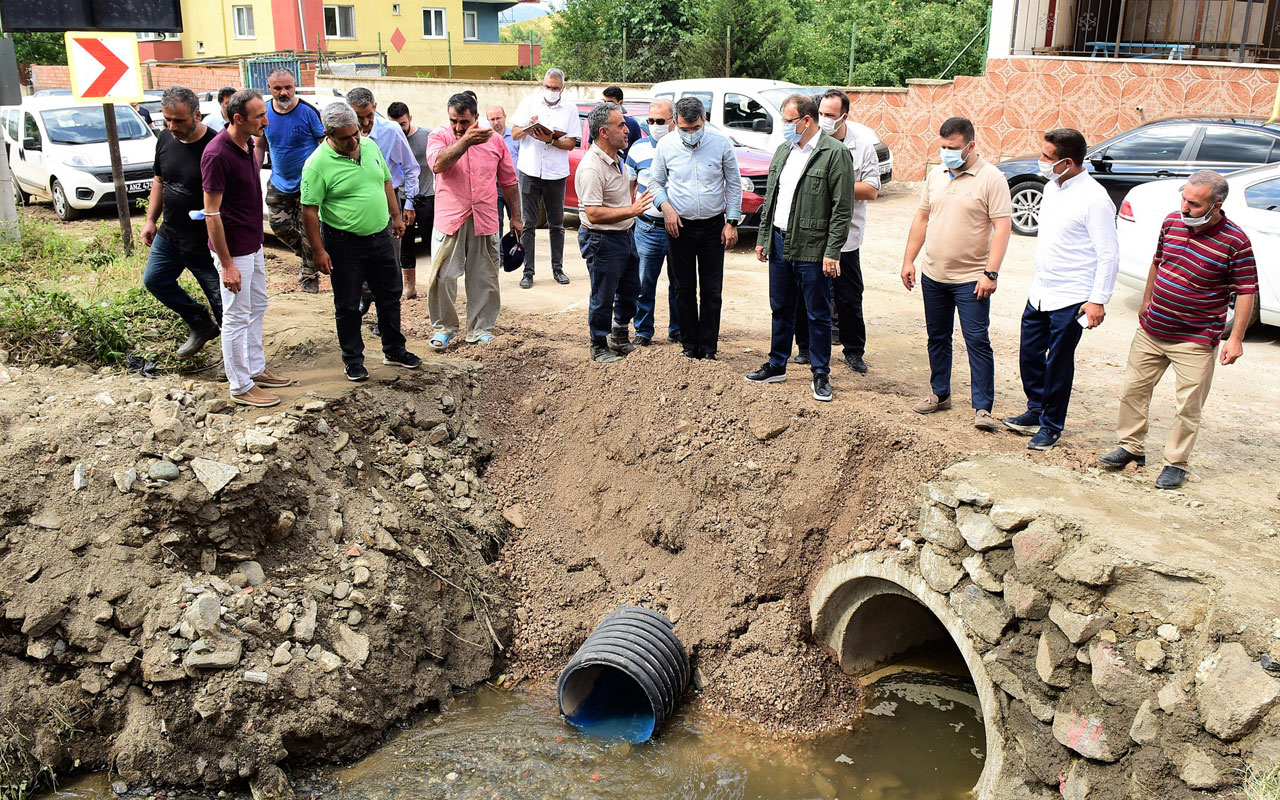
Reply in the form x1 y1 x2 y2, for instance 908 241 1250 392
0 214 212 372
1242 763 1280 800
0 699 86 800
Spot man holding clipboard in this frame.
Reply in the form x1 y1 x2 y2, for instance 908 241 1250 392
511 68 580 288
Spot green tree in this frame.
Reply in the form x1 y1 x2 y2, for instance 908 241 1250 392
685 0 798 79
788 0 989 87
545 0 694 83
12 32 67 66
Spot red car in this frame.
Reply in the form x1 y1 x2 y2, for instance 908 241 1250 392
564 100 769 229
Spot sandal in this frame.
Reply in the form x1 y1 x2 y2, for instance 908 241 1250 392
429 332 454 351
470 334 495 345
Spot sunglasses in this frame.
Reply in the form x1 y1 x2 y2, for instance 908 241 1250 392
647 117 671 125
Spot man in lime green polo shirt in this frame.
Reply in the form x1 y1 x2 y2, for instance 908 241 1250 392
302 102 420 382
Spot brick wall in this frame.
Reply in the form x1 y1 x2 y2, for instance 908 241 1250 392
849 58 1280 181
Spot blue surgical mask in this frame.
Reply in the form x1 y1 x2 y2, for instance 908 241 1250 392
680 128 703 147
940 147 967 170
783 122 801 145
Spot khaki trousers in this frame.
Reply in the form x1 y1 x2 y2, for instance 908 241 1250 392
1116 327 1217 469
426 217 501 342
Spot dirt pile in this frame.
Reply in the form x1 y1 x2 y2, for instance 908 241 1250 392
475 327 969 734
0 358 511 793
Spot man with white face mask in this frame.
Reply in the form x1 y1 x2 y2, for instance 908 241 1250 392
511 68 580 288
624 99 679 346
900 116 1012 431
1002 128 1117 451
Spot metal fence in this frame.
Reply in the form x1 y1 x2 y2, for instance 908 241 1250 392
545 39 729 84
1009 0 1280 62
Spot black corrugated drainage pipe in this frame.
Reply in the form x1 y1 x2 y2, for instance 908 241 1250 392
556 606 691 743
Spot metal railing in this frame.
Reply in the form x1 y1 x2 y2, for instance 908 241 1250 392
1009 0 1280 63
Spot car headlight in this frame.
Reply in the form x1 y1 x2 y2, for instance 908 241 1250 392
62 154 94 168
740 176 754 195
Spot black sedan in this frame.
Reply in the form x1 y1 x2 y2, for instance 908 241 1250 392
995 116 1280 235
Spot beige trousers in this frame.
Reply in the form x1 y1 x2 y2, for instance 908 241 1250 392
1116 327 1217 469
426 217 501 342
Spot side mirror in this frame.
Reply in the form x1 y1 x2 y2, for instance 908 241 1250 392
22 137 41 151
752 118 772 134
1090 156 1108 172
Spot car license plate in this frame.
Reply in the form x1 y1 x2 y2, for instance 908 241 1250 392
880 165 892 176
126 180 150 193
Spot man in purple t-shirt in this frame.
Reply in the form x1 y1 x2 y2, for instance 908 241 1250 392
202 89 292 408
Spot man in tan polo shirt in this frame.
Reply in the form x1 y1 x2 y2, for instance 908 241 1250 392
901 116 1012 431
574 102 654 363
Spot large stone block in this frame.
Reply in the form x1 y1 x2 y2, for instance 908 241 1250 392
1004 573 1050 619
1105 567 1210 629
990 502 1037 532
948 582 1013 644
1052 684 1133 762
1012 518 1067 572
921 483 958 508
1129 698 1159 745
1196 642 1280 741
957 505 1011 552
919 502 965 551
962 552 1004 593
1090 640 1151 708
1054 544 1117 587
1049 600 1113 645
1037 627 1075 688
987 643 1058 722
919 544 964 593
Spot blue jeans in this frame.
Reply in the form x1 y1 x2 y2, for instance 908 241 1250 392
1018 300 1085 432
578 227 640 345
921 274 994 411
767 230 831 376
633 216 679 341
142 233 223 330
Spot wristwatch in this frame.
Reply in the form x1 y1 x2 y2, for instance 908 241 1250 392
983 270 999 281
727 218 740 228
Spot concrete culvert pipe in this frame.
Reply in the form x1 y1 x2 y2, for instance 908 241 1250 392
557 606 691 743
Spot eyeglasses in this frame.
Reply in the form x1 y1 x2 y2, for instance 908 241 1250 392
781 115 803 125
647 117 670 125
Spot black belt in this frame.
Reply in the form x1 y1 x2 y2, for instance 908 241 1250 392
321 221 386 240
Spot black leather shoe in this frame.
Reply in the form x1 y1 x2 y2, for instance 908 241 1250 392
792 350 811 366
608 328 635 355
702 352 717 361
590 344 622 363
300 276 320 294
1099 447 1146 469
519 275 533 289
553 271 571 285
176 323 218 359
1002 410 1041 436
746 362 787 383
845 354 868 374
635 336 652 347
681 348 702 360
812 374 833 402
1154 466 1187 490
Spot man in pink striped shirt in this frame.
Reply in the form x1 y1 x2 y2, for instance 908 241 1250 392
425 93 522 349
1100 170 1258 489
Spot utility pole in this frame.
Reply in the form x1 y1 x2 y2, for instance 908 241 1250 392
0 35 20 241
102 102 134 253
847 23 857 85
621 27 627 83
725 26 731 77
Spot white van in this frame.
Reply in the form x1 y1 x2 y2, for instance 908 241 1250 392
649 78 893 181
8 97 155 220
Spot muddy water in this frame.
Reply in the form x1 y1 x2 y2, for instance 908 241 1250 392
46 672 982 800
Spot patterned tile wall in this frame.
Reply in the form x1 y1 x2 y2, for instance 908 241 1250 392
851 57 1280 181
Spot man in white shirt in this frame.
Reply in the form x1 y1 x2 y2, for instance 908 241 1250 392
1002 128 1118 450
511 68 580 288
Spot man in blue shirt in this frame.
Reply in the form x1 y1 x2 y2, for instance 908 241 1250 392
347 87 421 271
487 104 520 233
256 68 325 292
648 97 743 360
624 99 678 347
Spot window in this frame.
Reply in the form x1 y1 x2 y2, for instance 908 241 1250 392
392 3 400 13
723 93 769 133
1245 177 1280 211
4 110 17 141
680 92 713 117
23 113 40 146
39 107 149 145
463 10 478 40
1195 128 1278 165
422 7 446 38
233 5 255 38
1100 126 1193 162
324 5 356 38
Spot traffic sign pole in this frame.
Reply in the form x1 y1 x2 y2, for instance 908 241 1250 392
102 103 134 253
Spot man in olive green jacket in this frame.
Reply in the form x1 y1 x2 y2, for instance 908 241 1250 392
747 93 854 402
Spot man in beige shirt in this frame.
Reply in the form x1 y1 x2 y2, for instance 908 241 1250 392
574 102 654 363
901 116 1012 430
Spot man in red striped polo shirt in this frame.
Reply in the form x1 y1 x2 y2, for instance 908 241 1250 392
1100 170 1258 489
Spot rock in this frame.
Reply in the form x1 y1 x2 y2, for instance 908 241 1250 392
335 624 369 666
956 506 1009 551
251 764 295 800
26 638 55 660
921 483 958 508
412 548 433 568
1158 679 1190 714
185 592 222 636
191 458 239 495
273 510 297 539
989 502 1036 531
112 780 129 795
1105 569 1210 629
243 671 269 685
245 429 279 454
347 610 363 626
272 641 293 666
948 582 1013 644
303 400 326 412
141 645 187 682
30 509 63 530
984 644 1058 722
374 528 401 553
1054 544 1117 586
1196 642 1280 741
149 460 181 482
1178 746 1223 790
316 649 342 673
1003 573 1050 619
1135 639 1165 671
502 504 529 530
1090 639 1148 707
404 472 427 489
424 424 450 444
1052 686 1131 762
184 636 243 671
71 463 88 490
113 468 137 493
352 566 371 586
1049 600 1113 645
149 400 184 443
919 545 964 593
1129 698 1160 745
919 502 965 551
962 553 1003 593
235 561 266 587
293 599 317 643
333 581 352 601
1036 628 1075 688
952 482 992 507
1156 624 1181 642
1011 518 1067 571
748 416 788 441
20 600 66 638
275 612 294 635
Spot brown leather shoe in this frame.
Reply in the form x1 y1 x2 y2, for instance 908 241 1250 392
913 394 952 414
232 386 281 408
252 370 294 388
974 409 999 432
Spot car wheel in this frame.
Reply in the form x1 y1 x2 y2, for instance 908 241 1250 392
51 179 80 221
12 178 28 207
1224 292 1260 334
1009 180 1045 236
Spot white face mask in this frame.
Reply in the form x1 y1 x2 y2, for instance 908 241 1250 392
1037 158 1066 182
543 88 562 104
649 123 669 140
1181 205 1217 227
818 115 844 135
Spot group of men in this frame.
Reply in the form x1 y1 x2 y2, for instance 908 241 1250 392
139 70 1258 488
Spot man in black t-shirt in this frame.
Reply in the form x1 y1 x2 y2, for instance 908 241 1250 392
142 86 223 359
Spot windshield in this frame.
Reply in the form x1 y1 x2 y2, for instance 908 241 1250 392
759 88 799 112
39 106 151 145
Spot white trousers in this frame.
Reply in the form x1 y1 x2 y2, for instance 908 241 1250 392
213 248 267 395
